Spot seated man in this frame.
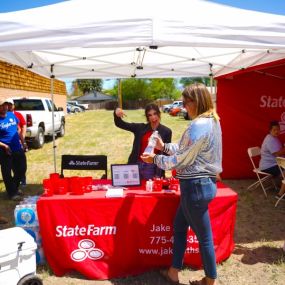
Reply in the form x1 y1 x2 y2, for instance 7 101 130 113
259 121 285 199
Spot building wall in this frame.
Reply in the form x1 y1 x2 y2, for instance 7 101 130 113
0 88 66 110
0 60 67 111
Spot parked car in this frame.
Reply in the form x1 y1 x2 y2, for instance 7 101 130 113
169 106 182 116
67 100 89 110
181 107 190 120
67 102 83 113
11 97 65 148
162 103 173 113
162 100 183 113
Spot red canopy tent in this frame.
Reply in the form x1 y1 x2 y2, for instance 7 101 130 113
216 58 285 178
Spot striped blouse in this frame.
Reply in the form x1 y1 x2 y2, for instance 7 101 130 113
153 116 222 179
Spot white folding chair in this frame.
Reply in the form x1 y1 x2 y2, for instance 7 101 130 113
275 157 285 207
247 147 276 197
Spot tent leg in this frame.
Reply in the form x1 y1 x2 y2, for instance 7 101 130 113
50 65 57 173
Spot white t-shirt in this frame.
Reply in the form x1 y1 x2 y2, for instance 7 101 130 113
259 134 282 170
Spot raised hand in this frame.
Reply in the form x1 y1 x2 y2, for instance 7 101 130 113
115 108 126 118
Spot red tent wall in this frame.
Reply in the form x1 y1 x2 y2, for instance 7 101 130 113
216 59 285 178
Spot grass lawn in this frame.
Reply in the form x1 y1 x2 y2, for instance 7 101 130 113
0 110 285 284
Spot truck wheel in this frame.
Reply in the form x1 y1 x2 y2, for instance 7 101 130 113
33 127 45 149
58 121 65 137
17 274 43 285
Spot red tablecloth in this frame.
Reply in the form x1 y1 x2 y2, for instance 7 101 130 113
37 180 237 280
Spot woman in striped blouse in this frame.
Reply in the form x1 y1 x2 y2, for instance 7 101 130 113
141 83 222 285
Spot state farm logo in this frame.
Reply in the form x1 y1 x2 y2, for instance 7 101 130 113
71 239 104 262
68 160 76 166
280 112 285 135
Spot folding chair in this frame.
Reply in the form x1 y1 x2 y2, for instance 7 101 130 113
60 155 107 179
275 157 285 207
247 147 276 197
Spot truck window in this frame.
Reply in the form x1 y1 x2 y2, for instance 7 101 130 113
13 99 45 111
45 99 52 112
51 102 58 111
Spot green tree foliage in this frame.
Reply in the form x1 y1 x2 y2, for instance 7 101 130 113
73 79 103 94
110 78 178 100
179 77 211 87
147 78 177 100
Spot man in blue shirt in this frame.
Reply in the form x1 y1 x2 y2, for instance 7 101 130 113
0 98 25 201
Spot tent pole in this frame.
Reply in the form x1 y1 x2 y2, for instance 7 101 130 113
118 78 122 108
50 64 57 173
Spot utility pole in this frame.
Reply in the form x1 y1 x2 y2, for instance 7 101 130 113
118 79 122 108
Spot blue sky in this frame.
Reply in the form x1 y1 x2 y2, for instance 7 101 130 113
0 0 284 15
1 0 284 91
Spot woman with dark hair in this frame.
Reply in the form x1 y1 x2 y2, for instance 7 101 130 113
260 120 285 199
141 83 222 285
114 103 172 180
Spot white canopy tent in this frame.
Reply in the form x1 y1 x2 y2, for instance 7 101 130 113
2 0 285 173
1 0 285 79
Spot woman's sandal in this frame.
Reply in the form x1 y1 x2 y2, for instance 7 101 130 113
159 269 180 285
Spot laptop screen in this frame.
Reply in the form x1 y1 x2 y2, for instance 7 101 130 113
111 164 141 187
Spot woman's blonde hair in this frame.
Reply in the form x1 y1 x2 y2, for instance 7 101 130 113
182 83 219 121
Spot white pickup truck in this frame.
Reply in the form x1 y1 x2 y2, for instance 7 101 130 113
11 97 65 149
68 100 89 110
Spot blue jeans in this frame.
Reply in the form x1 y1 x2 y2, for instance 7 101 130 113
172 177 217 279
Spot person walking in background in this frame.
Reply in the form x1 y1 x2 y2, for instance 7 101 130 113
141 83 222 285
114 103 172 180
0 98 25 201
260 120 285 200
5 98 28 186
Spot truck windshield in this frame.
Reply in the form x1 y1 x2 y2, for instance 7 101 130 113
13 99 45 111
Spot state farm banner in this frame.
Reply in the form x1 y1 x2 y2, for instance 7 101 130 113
217 65 285 178
61 155 107 170
37 185 237 279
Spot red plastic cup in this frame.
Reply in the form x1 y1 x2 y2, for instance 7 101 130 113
152 177 163 192
54 178 68 195
42 178 54 196
70 176 84 195
82 176 93 193
50 173 60 180
169 177 180 191
65 177 73 192
171 169 177 177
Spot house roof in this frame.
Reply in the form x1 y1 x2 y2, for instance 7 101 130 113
76 91 113 102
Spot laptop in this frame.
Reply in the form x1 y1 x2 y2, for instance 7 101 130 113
111 164 141 187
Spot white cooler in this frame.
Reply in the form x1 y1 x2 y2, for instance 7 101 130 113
0 227 42 285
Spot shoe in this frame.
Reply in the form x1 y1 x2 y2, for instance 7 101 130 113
11 195 23 202
159 269 180 285
0 216 8 224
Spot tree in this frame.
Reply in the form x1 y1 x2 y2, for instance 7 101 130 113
110 78 179 100
179 77 211 87
147 78 177 100
73 79 103 94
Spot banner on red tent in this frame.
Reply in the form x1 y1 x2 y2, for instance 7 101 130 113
217 67 285 178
